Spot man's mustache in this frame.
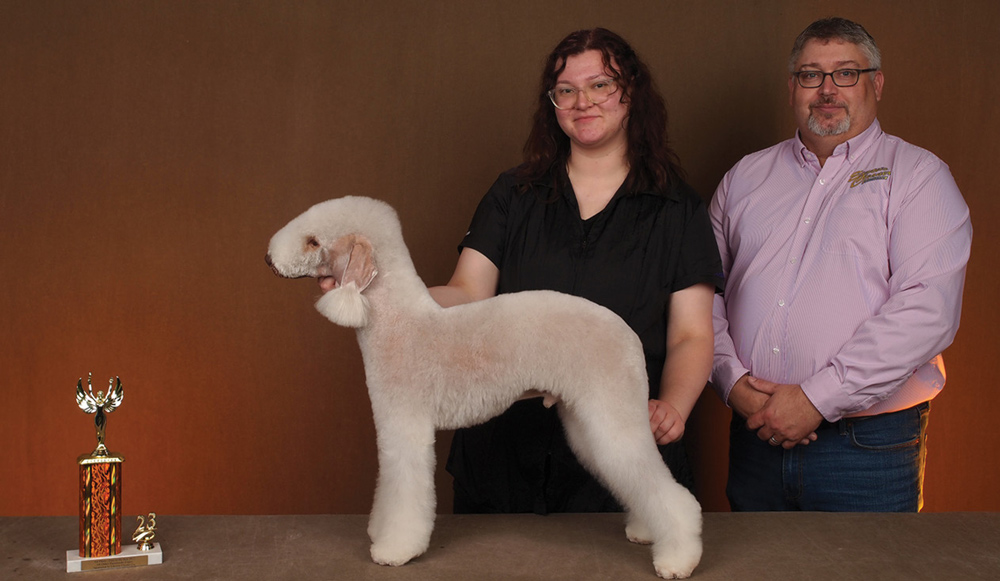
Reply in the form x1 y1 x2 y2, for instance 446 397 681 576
810 96 848 109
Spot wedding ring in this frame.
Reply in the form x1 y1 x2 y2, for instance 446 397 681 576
769 435 779 445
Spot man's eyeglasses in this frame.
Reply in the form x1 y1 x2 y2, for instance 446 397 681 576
547 78 619 110
792 68 878 88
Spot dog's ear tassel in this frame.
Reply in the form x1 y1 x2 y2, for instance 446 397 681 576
315 282 371 328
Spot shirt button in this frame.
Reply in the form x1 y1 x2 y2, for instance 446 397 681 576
804 217 812 224
819 179 826 185
772 347 781 354
778 299 786 307
789 257 798 264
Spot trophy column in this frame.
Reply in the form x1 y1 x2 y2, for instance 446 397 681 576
78 453 123 557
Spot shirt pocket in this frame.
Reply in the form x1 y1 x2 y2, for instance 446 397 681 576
819 186 888 259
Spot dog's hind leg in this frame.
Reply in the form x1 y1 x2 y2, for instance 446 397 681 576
367 415 437 567
558 402 702 579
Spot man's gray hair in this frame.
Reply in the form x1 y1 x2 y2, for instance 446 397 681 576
788 17 881 73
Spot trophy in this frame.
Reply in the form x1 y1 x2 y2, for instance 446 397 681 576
67 374 162 572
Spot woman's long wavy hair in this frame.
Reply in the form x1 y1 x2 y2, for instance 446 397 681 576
518 28 684 194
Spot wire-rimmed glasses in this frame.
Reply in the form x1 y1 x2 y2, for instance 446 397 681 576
547 78 619 110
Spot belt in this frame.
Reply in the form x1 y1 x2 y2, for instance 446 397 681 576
816 401 929 431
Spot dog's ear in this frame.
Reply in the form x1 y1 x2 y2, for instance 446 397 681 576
340 237 378 292
315 235 377 328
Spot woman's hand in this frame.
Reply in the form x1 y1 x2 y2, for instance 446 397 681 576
649 399 686 445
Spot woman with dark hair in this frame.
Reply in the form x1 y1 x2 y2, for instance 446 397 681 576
430 28 722 514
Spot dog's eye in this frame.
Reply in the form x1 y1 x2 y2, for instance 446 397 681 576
306 237 320 249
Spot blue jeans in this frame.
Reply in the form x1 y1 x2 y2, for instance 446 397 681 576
727 402 929 512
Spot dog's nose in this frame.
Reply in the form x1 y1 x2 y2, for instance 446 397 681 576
265 253 282 276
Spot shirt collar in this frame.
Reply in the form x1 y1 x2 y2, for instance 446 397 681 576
793 119 883 166
539 164 682 203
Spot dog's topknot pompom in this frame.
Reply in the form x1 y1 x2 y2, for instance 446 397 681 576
316 282 371 328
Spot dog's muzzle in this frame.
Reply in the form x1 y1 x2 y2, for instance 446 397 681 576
265 253 324 280
264 254 288 278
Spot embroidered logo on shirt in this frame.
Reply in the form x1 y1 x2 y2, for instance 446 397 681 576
848 167 891 188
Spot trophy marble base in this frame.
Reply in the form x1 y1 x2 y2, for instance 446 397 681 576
66 544 163 572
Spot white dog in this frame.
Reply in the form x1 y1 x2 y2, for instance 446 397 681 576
266 196 702 579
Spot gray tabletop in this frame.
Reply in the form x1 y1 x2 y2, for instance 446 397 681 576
3 512 998 580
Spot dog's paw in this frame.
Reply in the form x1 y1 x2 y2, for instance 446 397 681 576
652 537 702 579
653 561 696 580
625 521 653 545
624 510 654 545
653 551 700 580
370 541 426 567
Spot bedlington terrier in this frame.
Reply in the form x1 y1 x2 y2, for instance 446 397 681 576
265 196 703 579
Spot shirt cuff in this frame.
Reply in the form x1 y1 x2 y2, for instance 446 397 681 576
799 366 845 422
712 363 750 406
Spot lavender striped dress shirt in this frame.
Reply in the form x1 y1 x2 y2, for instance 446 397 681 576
710 120 972 421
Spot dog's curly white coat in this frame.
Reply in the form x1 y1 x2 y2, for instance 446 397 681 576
266 196 703 578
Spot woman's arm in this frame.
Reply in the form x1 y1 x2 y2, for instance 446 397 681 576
649 282 716 444
428 247 500 307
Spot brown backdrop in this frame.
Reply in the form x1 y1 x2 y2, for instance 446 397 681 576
2 0 997 516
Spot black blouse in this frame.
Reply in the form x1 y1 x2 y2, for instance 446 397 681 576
460 167 723 398
447 166 723 514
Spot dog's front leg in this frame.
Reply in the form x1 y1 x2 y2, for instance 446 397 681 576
366 412 437 567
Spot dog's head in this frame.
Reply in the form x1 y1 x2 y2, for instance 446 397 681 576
266 197 392 328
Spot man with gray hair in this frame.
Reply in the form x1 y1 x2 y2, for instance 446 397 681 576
710 17 972 511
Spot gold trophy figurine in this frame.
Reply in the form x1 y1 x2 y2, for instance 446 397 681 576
77 374 124 456
132 513 157 551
